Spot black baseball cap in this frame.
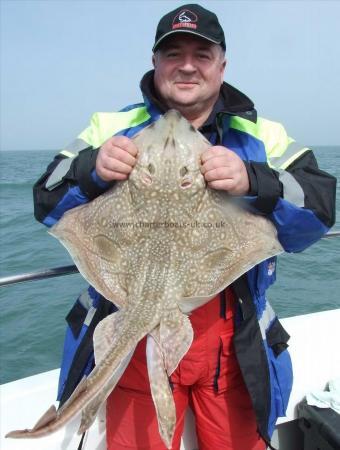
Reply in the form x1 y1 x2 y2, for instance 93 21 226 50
153 4 226 52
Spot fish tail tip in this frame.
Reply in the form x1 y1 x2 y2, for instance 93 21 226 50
5 429 28 438
162 436 173 449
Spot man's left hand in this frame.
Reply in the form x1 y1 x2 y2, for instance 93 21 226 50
201 146 250 195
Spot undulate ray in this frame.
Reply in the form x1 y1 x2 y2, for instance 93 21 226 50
6 110 283 448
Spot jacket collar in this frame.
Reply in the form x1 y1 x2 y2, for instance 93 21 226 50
140 70 257 124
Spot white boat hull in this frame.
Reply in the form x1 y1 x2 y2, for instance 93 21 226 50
2 309 340 450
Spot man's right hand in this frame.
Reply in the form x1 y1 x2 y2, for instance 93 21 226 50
96 136 138 182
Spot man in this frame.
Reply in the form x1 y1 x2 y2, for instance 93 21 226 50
33 4 336 450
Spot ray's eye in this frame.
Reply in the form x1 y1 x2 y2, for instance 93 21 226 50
141 163 155 185
181 179 192 189
180 166 192 189
148 163 155 175
179 166 188 177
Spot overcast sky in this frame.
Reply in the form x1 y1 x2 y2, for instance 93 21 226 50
1 0 340 151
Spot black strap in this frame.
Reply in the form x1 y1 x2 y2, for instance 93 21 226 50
213 338 223 392
219 289 227 319
77 432 86 450
231 274 256 320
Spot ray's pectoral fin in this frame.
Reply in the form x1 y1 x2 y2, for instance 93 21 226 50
49 191 130 310
146 330 176 450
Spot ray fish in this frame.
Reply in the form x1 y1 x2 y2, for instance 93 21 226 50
6 110 283 448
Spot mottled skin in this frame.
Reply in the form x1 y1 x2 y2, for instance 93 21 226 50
6 110 283 448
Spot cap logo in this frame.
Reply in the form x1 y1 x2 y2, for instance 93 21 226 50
172 9 198 30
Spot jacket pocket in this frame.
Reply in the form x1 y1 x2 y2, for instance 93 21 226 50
266 318 293 416
214 332 242 392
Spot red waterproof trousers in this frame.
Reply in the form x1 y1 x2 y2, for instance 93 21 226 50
106 290 266 450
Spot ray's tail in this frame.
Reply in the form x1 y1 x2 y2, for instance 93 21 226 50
147 309 193 449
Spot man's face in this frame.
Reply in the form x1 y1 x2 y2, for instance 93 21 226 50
153 35 226 115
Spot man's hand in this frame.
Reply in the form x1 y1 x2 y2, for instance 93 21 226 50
96 136 138 182
201 146 250 195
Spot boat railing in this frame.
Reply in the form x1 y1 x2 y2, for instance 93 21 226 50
0 265 79 287
0 230 339 288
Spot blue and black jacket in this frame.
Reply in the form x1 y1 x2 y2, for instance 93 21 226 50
33 70 337 444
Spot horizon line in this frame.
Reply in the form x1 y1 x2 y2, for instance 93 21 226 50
1 145 339 152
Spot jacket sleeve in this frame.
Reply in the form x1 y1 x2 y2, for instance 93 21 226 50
33 134 114 228
244 146 337 253
33 108 151 227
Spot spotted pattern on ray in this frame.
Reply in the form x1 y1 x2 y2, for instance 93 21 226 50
6 110 283 448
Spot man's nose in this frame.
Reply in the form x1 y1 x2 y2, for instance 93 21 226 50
179 55 197 72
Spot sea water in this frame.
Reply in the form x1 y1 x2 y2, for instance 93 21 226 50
0 148 339 384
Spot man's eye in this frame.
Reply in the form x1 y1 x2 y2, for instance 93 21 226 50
164 49 179 57
198 53 210 60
